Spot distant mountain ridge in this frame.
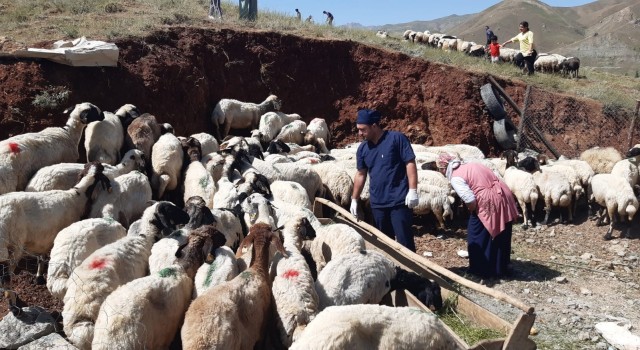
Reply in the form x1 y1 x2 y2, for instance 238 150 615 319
359 0 640 75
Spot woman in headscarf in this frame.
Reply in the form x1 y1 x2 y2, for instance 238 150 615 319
436 153 518 280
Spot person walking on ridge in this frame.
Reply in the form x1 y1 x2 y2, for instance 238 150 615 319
323 11 334 26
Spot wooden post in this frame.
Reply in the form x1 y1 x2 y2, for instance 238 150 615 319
626 100 640 151
488 76 561 159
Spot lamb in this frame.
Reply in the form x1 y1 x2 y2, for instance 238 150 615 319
610 159 639 187
62 201 189 350
375 30 388 38
270 215 319 347
315 250 396 310
289 304 458 350
211 94 282 141
561 57 580 78
302 133 330 154
541 164 584 205
84 104 139 165
311 162 354 208
589 174 639 240
88 171 153 227
180 222 287 350
25 149 146 192
532 168 574 225
183 137 215 208
47 217 127 300
92 225 227 350
580 146 622 174
257 111 302 145
192 245 239 298
0 102 104 195
275 120 308 145
309 222 365 274
549 158 594 189
0 162 109 287
151 132 184 199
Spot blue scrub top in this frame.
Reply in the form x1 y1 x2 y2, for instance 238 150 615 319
357 130 416 208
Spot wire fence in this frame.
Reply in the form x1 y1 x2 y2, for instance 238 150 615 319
514 85 640 158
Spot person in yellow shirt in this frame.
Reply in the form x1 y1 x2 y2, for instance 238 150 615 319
502 21 537 75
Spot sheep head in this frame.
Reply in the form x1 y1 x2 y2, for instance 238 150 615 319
236 223 288 260
175 225 227 274
64 102 105 124
150 202 191 238
184 196 216 229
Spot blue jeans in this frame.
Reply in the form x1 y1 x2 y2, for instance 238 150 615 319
371 205 415 252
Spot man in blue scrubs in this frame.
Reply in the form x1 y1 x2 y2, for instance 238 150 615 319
350 109 419 251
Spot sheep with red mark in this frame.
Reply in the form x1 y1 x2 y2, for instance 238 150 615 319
62 202 189 350
0 102 104 195
92 225 227 350
0 161 109 292
181 222 287 350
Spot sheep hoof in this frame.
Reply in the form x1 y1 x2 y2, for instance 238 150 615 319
522 224 529 230
603 233 613 241
35 275 46 285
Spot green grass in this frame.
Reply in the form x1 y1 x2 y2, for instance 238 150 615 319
437 293 506 346
0 0 637 112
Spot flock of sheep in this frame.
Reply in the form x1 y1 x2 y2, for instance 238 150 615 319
0 97 461 349
389 29 581 78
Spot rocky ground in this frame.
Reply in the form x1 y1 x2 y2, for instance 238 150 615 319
414 210 640 349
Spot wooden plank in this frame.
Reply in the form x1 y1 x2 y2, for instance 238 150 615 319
502 313 537 350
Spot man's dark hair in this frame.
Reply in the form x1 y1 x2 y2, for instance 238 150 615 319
520 21 529 28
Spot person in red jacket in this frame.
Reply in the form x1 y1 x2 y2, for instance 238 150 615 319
488 35 501 63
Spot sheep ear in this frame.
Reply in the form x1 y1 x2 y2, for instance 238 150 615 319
63 106 73 114
270 233 288 258
235 234 254 258
175 241 188 258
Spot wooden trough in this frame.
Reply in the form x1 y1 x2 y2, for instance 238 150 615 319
313 197 537 350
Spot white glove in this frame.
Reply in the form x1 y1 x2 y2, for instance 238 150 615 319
405 189 419 209
350 198 359 220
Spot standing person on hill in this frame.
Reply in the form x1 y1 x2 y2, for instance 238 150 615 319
489 35 501 63
295 8 301 21
502 21 537 75
350 109 419 252
485 25 494 45
208 0 222 19
323 11 334 26
436 153 518 281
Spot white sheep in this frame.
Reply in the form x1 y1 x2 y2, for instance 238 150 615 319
92 225 226 350
589 173 639 240
311 162 354 208
289 305 459 350
151 132 184 199
88 171 153 227
307 118 330 146
211 94 282 141
183 138 215 208
180 223 287 350
309 222 365 274
533 169 573 225
271 215 319 347
47 217 127 300
271 180 312 210
257 111 302 144
0 162 108 286
84 104 139 165
25 149 146 192
192 245 239 298
504 166 539 228
62 201 189 350
610 159 639 187
541 164 584 204
414 183 455 229
315 250 396 310
190 132 220 154
0 102 104 195
580 146 622 174
550 159 594 188
275 120 308 145
423 144 485 159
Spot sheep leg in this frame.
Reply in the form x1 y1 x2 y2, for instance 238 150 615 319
0 262 10 287
433 208 446 230
603 205 616 240
35 256 46 285
540 197 552 226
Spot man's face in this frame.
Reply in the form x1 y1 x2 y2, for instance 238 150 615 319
357 123 375 141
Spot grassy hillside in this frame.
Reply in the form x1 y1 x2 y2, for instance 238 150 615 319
0 0 638 111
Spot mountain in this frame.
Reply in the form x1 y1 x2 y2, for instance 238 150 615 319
362 0 640 75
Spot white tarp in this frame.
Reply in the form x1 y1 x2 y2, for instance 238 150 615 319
10 37 119 67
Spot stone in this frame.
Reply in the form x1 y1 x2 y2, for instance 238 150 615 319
422 251 433 257
525 238 535 243
457 250 469 258
556 276 568 283
581 253 593 260
581 288 592 295
595 322 640 350
0 307 59 349
17 333 77 349
578 331 591 341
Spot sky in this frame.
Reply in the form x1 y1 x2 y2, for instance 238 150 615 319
256 0 597 27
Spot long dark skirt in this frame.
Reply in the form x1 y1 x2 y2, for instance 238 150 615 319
467 212 512 279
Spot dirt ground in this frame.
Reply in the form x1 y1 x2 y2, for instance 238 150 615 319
0 26 638 348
